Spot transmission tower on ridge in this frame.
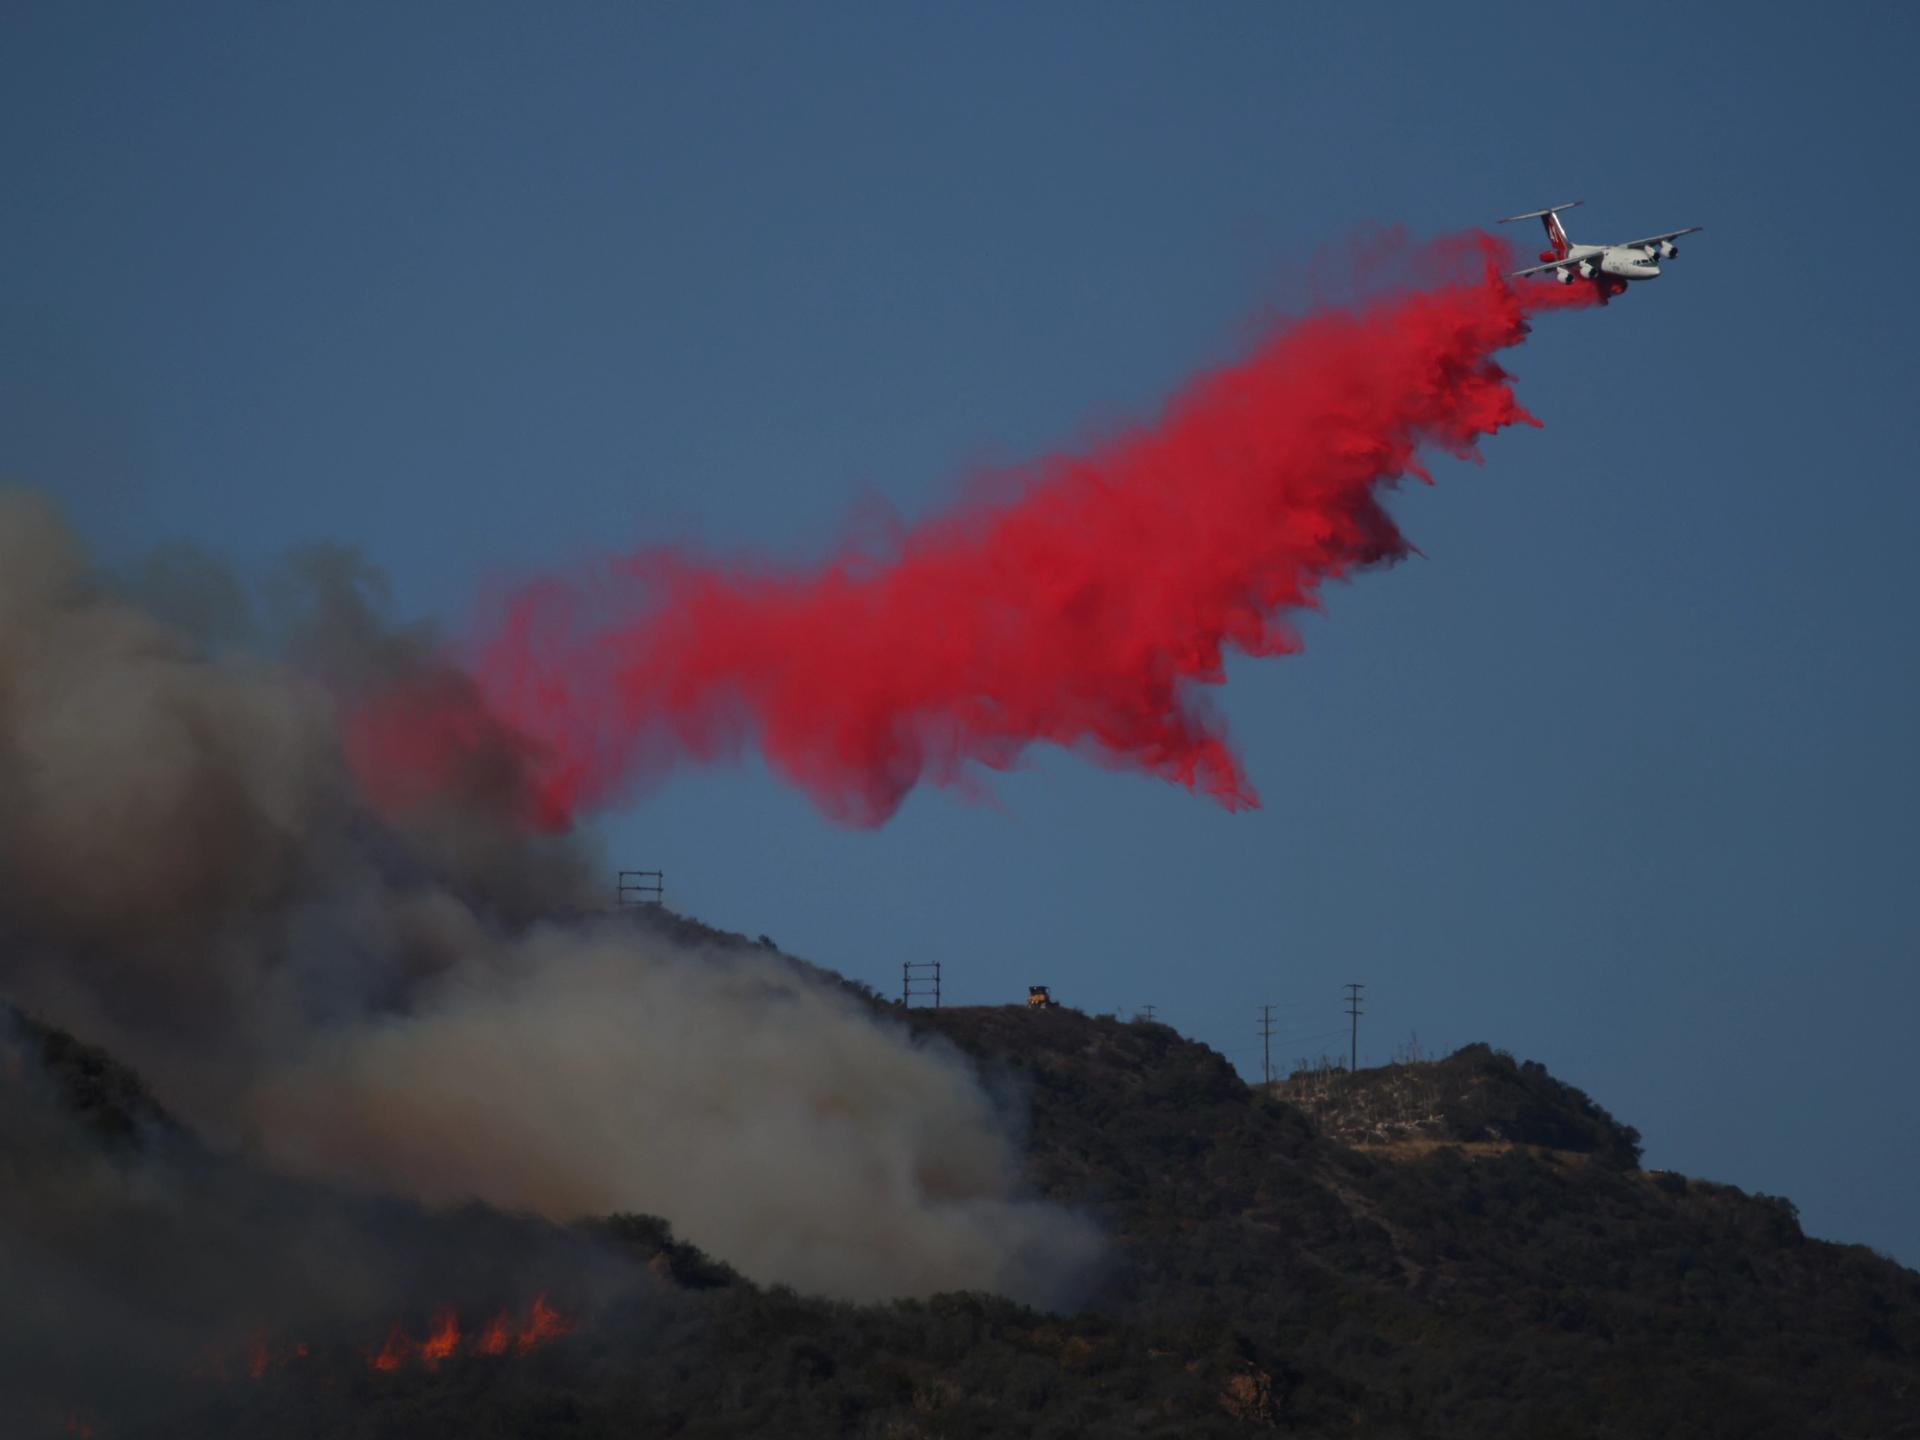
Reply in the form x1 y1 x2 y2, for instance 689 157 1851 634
902 959 941 1008
1344 983 1366 1072
616 870 664 907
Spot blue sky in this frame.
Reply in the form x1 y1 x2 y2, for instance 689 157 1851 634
6 3 1918 1263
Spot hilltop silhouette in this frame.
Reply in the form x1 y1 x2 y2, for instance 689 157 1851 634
6 920 1918 1438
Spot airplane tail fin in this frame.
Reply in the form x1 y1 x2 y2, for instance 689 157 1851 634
1498 200 1582 260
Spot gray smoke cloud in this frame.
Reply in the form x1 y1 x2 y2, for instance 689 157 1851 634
0 487 1099 1308
255 925 1099 1302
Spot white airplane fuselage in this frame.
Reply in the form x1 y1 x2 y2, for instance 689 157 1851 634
1555 243 1661 283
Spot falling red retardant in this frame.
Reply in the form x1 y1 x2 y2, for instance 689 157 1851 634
350 233 1603 829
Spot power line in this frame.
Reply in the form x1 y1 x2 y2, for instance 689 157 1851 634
1215 1026 1346 1055
1273 1027 1346 1050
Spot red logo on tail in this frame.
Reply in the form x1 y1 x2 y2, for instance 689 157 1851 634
1544 213 1570 259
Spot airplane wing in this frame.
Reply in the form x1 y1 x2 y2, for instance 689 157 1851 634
1614 225 1704 249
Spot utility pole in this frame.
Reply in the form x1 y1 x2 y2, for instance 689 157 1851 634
1139 1004 1157 1023
1259 1004 1277 1087
1344 983 1366 1072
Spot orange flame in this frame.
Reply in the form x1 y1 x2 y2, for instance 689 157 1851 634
178 1294 573 1387
477 1313 512 1356
515 1293 571 1353
418 1308 460 1368
191 1332 312 1383
364 1295 572 1374
370 1325 414 1373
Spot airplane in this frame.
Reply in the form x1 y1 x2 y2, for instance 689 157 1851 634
1498 201 1702 285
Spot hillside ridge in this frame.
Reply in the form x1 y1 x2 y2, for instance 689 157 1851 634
7 921 1920 1437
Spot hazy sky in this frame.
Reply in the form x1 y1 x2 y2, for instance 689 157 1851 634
5 3 1917 1264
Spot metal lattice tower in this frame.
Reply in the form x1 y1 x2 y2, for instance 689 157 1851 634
902 960 941 1008
616 870 664 907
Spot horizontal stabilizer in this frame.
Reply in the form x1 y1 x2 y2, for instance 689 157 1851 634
1497 201 1584 223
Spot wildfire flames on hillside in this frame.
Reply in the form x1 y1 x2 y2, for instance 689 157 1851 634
44 1297 577 1435
370 1294 573 1372
181 1294 574 1383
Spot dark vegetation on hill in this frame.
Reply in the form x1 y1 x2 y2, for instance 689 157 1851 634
8 934 1920 1439
1269 1040 1645 1165
3 1000 188 1152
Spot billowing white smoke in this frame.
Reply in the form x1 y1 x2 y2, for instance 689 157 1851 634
256 926 1100 1303
0 488 1100 1307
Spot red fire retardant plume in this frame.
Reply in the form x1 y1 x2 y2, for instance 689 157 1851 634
352 236 1599 830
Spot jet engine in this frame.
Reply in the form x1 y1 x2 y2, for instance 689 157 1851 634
1576 259 1598 279
1555 268 1574 285
1659 240 1678 258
